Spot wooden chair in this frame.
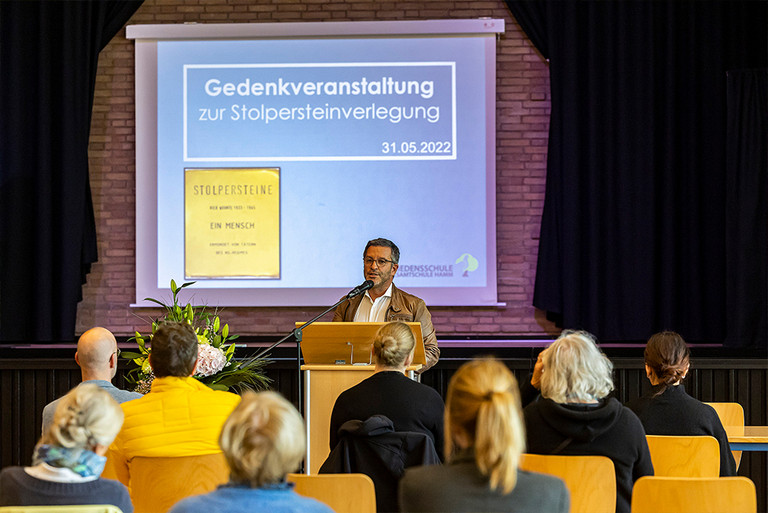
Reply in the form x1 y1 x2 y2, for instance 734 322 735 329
0 507 123 513
519 453 616 513
631 476 756 513
286 473 376 513
645 435 719 477
127 453 230 513
705 401 745 469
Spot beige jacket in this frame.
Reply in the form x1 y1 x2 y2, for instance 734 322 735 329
333 284 439 372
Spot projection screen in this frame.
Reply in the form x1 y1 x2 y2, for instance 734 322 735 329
128 19 504 307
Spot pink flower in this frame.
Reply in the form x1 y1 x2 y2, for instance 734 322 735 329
195 344 227 377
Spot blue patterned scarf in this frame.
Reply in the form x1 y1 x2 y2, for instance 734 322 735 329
32 444 106 478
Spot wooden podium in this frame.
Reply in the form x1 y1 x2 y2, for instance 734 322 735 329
298 322 425 474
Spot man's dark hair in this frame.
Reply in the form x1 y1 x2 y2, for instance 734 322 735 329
149 322 198 378
364 238 400 264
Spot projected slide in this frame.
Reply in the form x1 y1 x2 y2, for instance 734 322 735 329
131 20 503 306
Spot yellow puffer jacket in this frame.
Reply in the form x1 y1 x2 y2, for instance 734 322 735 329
105 376 241 486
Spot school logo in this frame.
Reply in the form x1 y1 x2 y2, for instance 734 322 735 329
455 253 479 277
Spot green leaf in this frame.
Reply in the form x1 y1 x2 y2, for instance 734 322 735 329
213 316 220 333
144 297 168 309
170 279 178 293
222 324 229 339
121 351 144 360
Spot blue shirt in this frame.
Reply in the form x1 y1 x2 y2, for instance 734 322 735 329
42 380 142 435
169 482 335 513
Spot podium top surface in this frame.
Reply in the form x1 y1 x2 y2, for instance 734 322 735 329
296 322 425 366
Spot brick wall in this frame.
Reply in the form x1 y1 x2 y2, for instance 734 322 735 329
76 0 559 338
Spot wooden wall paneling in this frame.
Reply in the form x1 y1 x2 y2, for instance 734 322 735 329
0 369 19 468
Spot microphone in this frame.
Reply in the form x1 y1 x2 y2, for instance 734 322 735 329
346 280 374 299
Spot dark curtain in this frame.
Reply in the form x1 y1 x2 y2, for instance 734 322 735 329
725 69 768 348
0 1 142 342
505 1 768 346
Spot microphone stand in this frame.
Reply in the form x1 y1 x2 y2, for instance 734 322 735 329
253 291 363 415
253 281 372 473
253 294 348 361
252 293 356 475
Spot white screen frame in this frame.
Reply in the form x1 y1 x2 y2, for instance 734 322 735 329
129 19 504 307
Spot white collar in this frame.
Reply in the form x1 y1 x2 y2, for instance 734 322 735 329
365 282 394 302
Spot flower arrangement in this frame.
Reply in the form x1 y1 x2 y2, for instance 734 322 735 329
123 279 271 393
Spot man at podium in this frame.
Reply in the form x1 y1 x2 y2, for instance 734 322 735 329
333 237 439 373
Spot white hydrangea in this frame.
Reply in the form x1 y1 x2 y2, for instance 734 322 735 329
195 344 227 377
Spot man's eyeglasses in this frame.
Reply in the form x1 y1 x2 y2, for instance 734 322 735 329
112 348 121 359
364 257 394 267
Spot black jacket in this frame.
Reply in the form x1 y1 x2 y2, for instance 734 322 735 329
329 370 444 457
625 384 736 476
524 397 653 513
320 415 441 513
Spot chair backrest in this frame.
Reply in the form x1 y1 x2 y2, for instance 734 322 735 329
645 435 720 477
0 507 122 513
128 453 230 513
519 453 616 513
705 402 745 469
287 473 376 513
631 476 756 513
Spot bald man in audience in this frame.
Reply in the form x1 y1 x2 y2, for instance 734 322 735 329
41 327 141 434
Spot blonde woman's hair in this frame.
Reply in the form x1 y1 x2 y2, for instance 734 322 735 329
445 357 525 495
42 383 124 450
540 330 614 403
219 391 305 488
372 321 415 368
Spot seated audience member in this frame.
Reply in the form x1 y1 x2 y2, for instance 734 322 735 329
328 321 444 456
42 327 141 434
625 331 736 476
169 391 333 513
523 331 653 513
106 322 241 487
399 358 569 513
0 384 132 512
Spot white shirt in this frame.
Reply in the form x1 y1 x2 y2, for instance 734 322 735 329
353 283 393 322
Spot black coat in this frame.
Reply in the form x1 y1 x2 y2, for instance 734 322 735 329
329 370 444 457
523 397 653 513
320 415 441 513
625 384 737 476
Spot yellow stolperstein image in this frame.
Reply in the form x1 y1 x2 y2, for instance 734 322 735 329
185 167 280 279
